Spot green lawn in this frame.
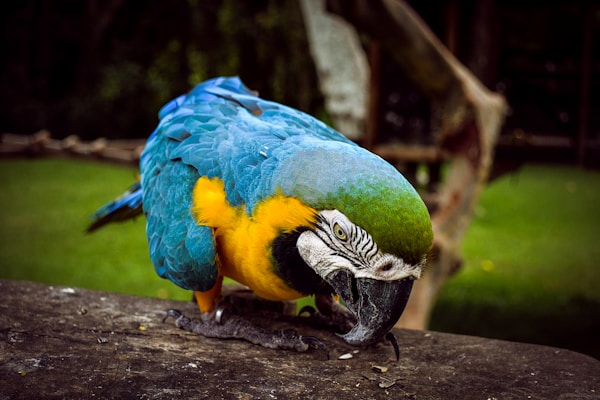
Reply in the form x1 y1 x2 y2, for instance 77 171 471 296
431 164 600 358
1 158 598 358
0 158 190 301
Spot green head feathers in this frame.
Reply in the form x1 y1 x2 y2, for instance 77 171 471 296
273 142 433 264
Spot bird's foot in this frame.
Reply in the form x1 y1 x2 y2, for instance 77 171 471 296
163 309 329 359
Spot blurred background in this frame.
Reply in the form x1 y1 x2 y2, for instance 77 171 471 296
1 1 599 359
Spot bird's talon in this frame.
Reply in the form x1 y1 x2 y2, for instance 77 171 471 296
385 332 400 361
300 335 330 360
163 309 183 323
163 309 194 331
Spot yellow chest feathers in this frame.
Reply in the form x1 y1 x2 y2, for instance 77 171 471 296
191 176 317 301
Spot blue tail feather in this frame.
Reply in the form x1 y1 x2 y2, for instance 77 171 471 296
87 182 143 232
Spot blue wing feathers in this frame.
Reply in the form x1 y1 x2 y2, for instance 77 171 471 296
142 158 217 292
158 94 187 120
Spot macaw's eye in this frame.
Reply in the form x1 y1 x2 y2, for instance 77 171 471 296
333 223 348 241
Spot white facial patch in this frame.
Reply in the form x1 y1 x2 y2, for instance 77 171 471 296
296 210 423 281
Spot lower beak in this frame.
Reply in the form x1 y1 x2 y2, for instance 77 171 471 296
326 269 414 346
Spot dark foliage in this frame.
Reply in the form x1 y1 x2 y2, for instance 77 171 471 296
0 0 323 140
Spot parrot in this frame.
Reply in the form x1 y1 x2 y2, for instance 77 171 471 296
89 76 433 356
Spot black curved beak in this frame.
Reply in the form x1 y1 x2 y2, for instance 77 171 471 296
326 269 414 346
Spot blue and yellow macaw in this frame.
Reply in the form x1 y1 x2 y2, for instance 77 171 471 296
89 77 432 354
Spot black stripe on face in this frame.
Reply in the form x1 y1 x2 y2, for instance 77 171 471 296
313 219 379 271
271 229 333 296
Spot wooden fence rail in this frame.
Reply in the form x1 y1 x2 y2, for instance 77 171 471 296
0 131 144 166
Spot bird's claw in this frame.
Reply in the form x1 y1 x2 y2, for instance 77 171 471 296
385 332 400 361
163 309 184 324
162 309 329 359
300 335 330 360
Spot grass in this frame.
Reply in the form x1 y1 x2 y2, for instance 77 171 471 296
1 158 598 358
0 158 190 301
431 164 600 358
